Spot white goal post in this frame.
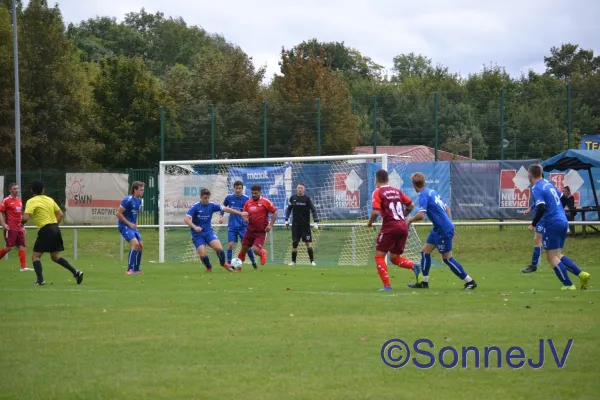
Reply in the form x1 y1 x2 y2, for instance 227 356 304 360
158 154 424 266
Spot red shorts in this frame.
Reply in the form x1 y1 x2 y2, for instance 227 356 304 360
376 225 408 255
4 229 26 248
242 230 267 249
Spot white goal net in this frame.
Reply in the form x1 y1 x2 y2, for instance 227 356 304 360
158 154 426 266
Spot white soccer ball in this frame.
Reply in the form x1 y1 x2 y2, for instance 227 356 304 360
231 257 243 270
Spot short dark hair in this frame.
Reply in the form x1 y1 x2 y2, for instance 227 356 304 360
130 181 144 195
297 183 305 187
32 180 44 195
233 181 244 188
8 183 17 190
375 169 389 184
528 164 543 179
564 186 571 193
201 188 211 197
251 185 261 192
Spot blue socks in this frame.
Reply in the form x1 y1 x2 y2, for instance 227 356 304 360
248 249 256 264
201 256 213 269
227 249 233 263
560 256 582 276
128 249 138 271
421 252 431 277
531 246 542 267
553 262 573 286
217 251 226 266
443 257 468 280
134 251 142 272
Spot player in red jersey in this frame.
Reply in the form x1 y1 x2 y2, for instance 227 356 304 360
367 169 416 291
0 183 31 271
237 185 277 270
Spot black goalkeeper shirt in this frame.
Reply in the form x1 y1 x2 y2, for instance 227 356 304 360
285 195 318 226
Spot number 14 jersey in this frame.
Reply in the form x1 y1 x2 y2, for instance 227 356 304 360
371 185 413 232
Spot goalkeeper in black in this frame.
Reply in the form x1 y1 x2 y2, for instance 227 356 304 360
285 183 319 266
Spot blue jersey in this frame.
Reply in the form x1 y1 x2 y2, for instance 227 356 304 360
532 179 567 227
221 194 249 230
418 187 454 234
186 202 223 235
118 195 142 228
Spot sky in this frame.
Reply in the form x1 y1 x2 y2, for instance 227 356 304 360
46 0 600 82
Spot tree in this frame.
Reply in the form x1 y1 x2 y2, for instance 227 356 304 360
544 43 600 82
271 47 360 156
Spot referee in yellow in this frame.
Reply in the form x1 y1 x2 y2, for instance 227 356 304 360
21 181 83 286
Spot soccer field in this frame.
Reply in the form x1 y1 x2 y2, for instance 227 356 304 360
1 227 599 400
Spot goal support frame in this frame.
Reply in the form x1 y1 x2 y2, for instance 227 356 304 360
158 154 390 263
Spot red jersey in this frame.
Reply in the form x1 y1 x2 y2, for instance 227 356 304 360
243 196 277 232
0 196 24 230
372 186 412 231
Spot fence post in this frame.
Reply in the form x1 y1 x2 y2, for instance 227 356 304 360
567 83 572 149
263 101 268 158
500 88 505 160
372 96 377 154
153 167 159 225
210 104 215 159
159 105 165 161
434 92 439 161
317 98 321 156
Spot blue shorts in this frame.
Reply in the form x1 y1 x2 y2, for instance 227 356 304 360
228 227 247 243
426 230 454 254
542 222 568 251
119 226 142 243
192 231 220 248
535 224 544 234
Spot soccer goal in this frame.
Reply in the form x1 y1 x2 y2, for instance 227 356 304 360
158 154 425 266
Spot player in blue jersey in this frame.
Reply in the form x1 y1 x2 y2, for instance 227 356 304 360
185 188 248 272
116 181 145 275
406 172 477 290
218 181 258 269
522 201 544 273
527 164 590 290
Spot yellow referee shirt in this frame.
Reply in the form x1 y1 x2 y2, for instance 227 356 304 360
24 195 60 229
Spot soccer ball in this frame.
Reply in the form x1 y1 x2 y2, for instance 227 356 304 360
231 257 243 270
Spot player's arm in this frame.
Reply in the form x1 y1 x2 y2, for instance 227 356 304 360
406 193 427 226
400 192 414 216
184 205 202 232
308 198 319 228
54 201 63 224
0 208 7 230
445 205 452 221
530 202 546 229
116 199 135 229
367 190 381 228
220 196 229 217
266 201 277 232
222 206 248 220
284 197 293 228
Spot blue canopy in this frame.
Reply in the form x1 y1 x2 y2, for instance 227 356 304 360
541 149 600 171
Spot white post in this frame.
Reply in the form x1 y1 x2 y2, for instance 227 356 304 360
158 162 166 263
381 153 388 172
73 228 78 260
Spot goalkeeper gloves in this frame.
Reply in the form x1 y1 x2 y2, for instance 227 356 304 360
312 222 319 230
285 219 290 229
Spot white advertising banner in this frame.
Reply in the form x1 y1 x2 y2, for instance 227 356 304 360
0 176 4 200
65 173 129 224
164 174 228 225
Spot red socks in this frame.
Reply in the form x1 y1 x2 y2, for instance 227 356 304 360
18 249 27 268
375 256 391 287
0 248 6 260
237 252 246 262
391 256 414 270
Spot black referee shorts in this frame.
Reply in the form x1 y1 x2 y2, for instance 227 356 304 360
292 225 312 243
33 223 65 253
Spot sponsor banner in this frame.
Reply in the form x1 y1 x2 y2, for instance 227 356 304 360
367 162 451 221
65 173 129 224
164 173 229 225
580 135 600 150
229 166 293 224
546 167 600 221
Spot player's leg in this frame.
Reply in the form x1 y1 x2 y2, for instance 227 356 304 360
523 229 543 273
0 245 13 262
238 231 253 262
239 228 257 268
207 234 231 270
408 230 437 288
559 252 591 290
120 227 140 275
303 226 315 265
0 229 14 261
133 232 143 274
194 236 214 272
439 233 477 290
48 225 83 283
389 229 417 278
227 228 237 263
374 246 392 291
251 232 267 266
289 225 300 265
31 250 45 285
16 229 30 271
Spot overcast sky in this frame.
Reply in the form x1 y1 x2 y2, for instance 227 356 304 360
48 0 600 82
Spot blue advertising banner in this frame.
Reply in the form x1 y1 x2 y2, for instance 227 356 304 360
546 167 600 221
367 162 451 219
450 160 540 219
580 135 600 151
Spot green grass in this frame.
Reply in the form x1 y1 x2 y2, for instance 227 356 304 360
1 226 599 400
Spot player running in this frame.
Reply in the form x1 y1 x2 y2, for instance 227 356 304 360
367 170 417 291
236 185 277 269
22 181 83 286
185 188 248 272
116 181 144 275
522 202 543 273
0 183 32 271
527 164 590 290
406 172 477 290
285 183 319 266
219 181 258 269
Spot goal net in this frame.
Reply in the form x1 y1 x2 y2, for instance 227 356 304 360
158 154 426 266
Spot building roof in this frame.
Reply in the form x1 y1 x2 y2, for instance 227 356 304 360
354 145 471 162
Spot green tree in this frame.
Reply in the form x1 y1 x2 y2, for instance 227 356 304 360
544 43 600 82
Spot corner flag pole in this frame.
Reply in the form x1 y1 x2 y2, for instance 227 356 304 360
12 0 21 196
